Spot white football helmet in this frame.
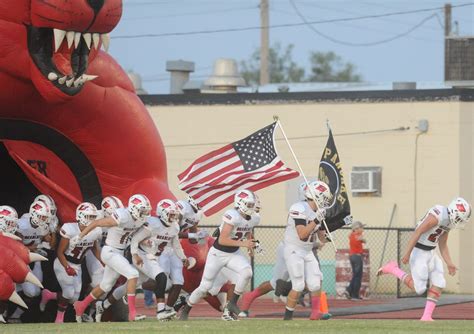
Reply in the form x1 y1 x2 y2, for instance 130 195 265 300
234 189 256 216
447 197 471 228
101 196 124 217
156 199 180 227
128 194 151 221
187 195 201 213
35 194 57 216
0 205 18 234
29 200 52 228
304 180 332 208
76 202 98 226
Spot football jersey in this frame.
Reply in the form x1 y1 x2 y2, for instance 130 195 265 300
60 222 102 264
416 205 452 248
16 215 49 247
213 208 260 253
140 216 180 256
176 200 202 233
284 201 319 251
106 208 144 250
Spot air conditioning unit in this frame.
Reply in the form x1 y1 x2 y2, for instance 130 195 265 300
351 170 377 193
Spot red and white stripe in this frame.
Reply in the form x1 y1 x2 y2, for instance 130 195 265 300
178 144 298 216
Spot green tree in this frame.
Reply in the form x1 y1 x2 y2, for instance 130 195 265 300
308 51 362 82
240 43 305 85
240 45 362 85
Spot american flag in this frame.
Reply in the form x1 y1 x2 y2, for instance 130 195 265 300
178 122 299 216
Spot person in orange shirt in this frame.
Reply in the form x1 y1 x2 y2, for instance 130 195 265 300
345 221 366 300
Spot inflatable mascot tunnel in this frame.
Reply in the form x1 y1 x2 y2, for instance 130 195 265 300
0 0 174 219
0 0 177 305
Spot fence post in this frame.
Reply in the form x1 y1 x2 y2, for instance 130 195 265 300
396 229 401 298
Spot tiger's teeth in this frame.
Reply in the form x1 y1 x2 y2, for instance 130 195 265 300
48 72 58 81
58 76 67 84
53 29 66 53
92 33 100 50
74 32 81 49
66 77 75 87
66 31 74 49
82 33 92 50
83 74 98 82
100 33 110 52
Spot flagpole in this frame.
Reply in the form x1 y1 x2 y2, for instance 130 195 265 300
273 116 337 252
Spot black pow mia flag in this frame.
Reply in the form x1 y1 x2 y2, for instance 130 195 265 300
318 129 351 232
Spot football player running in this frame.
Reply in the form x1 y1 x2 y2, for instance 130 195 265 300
95 199 189 322
10 200 52 321
162 196 206 313
377 197 471 321
283 180 331 321
49 203 102 323
73 194 151 322
180 189 260 321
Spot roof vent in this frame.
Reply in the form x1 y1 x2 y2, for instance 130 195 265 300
127 71 147 95
203 58 246 93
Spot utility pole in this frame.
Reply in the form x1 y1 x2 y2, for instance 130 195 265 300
444 3 452 80
260 0 269 85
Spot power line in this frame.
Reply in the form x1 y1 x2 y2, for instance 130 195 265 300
164 126 410 148
269 7 441 44
112 3 474 40
288 0 440 47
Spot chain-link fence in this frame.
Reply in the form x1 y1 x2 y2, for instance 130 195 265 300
200 225 415 299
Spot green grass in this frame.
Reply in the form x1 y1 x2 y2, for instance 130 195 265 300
1 319 472 334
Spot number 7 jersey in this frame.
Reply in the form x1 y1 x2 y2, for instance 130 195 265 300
416 205 452 248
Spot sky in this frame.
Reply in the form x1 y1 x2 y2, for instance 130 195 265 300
111 0 474 94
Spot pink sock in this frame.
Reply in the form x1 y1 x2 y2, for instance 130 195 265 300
421 300 436 320
390 267 407 281
128 294 136 321
241 288 263 311
75 294 96 316
43 289 57 301
55 310 65 323
310 295 321 320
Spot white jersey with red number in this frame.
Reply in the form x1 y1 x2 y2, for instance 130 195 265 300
284 201 319 251
140 216 180 256
60 222 102 262
16 215 49 248
176 200 202 233
106 208 143 250
416 205 451 248
213 208 260 253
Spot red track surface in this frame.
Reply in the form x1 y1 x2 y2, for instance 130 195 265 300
136 297 474 320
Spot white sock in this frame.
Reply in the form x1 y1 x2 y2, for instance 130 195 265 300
157 302 165 312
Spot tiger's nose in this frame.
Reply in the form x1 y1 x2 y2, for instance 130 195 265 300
87 0 105 14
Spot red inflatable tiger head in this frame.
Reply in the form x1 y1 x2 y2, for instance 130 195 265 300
0 0 122 103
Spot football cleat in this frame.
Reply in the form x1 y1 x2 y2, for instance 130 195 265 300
173 295 187 312
222 305 239 321
0 314 6 324
225 301 241 319
238 310 249 318
75 315 83 323
81 313 94 323
156 308 176 321
133 314 147 321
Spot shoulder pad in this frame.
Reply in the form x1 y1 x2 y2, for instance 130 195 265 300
59 223 76 239
111 208 128 225
222 209 239 225
289 202 307 219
